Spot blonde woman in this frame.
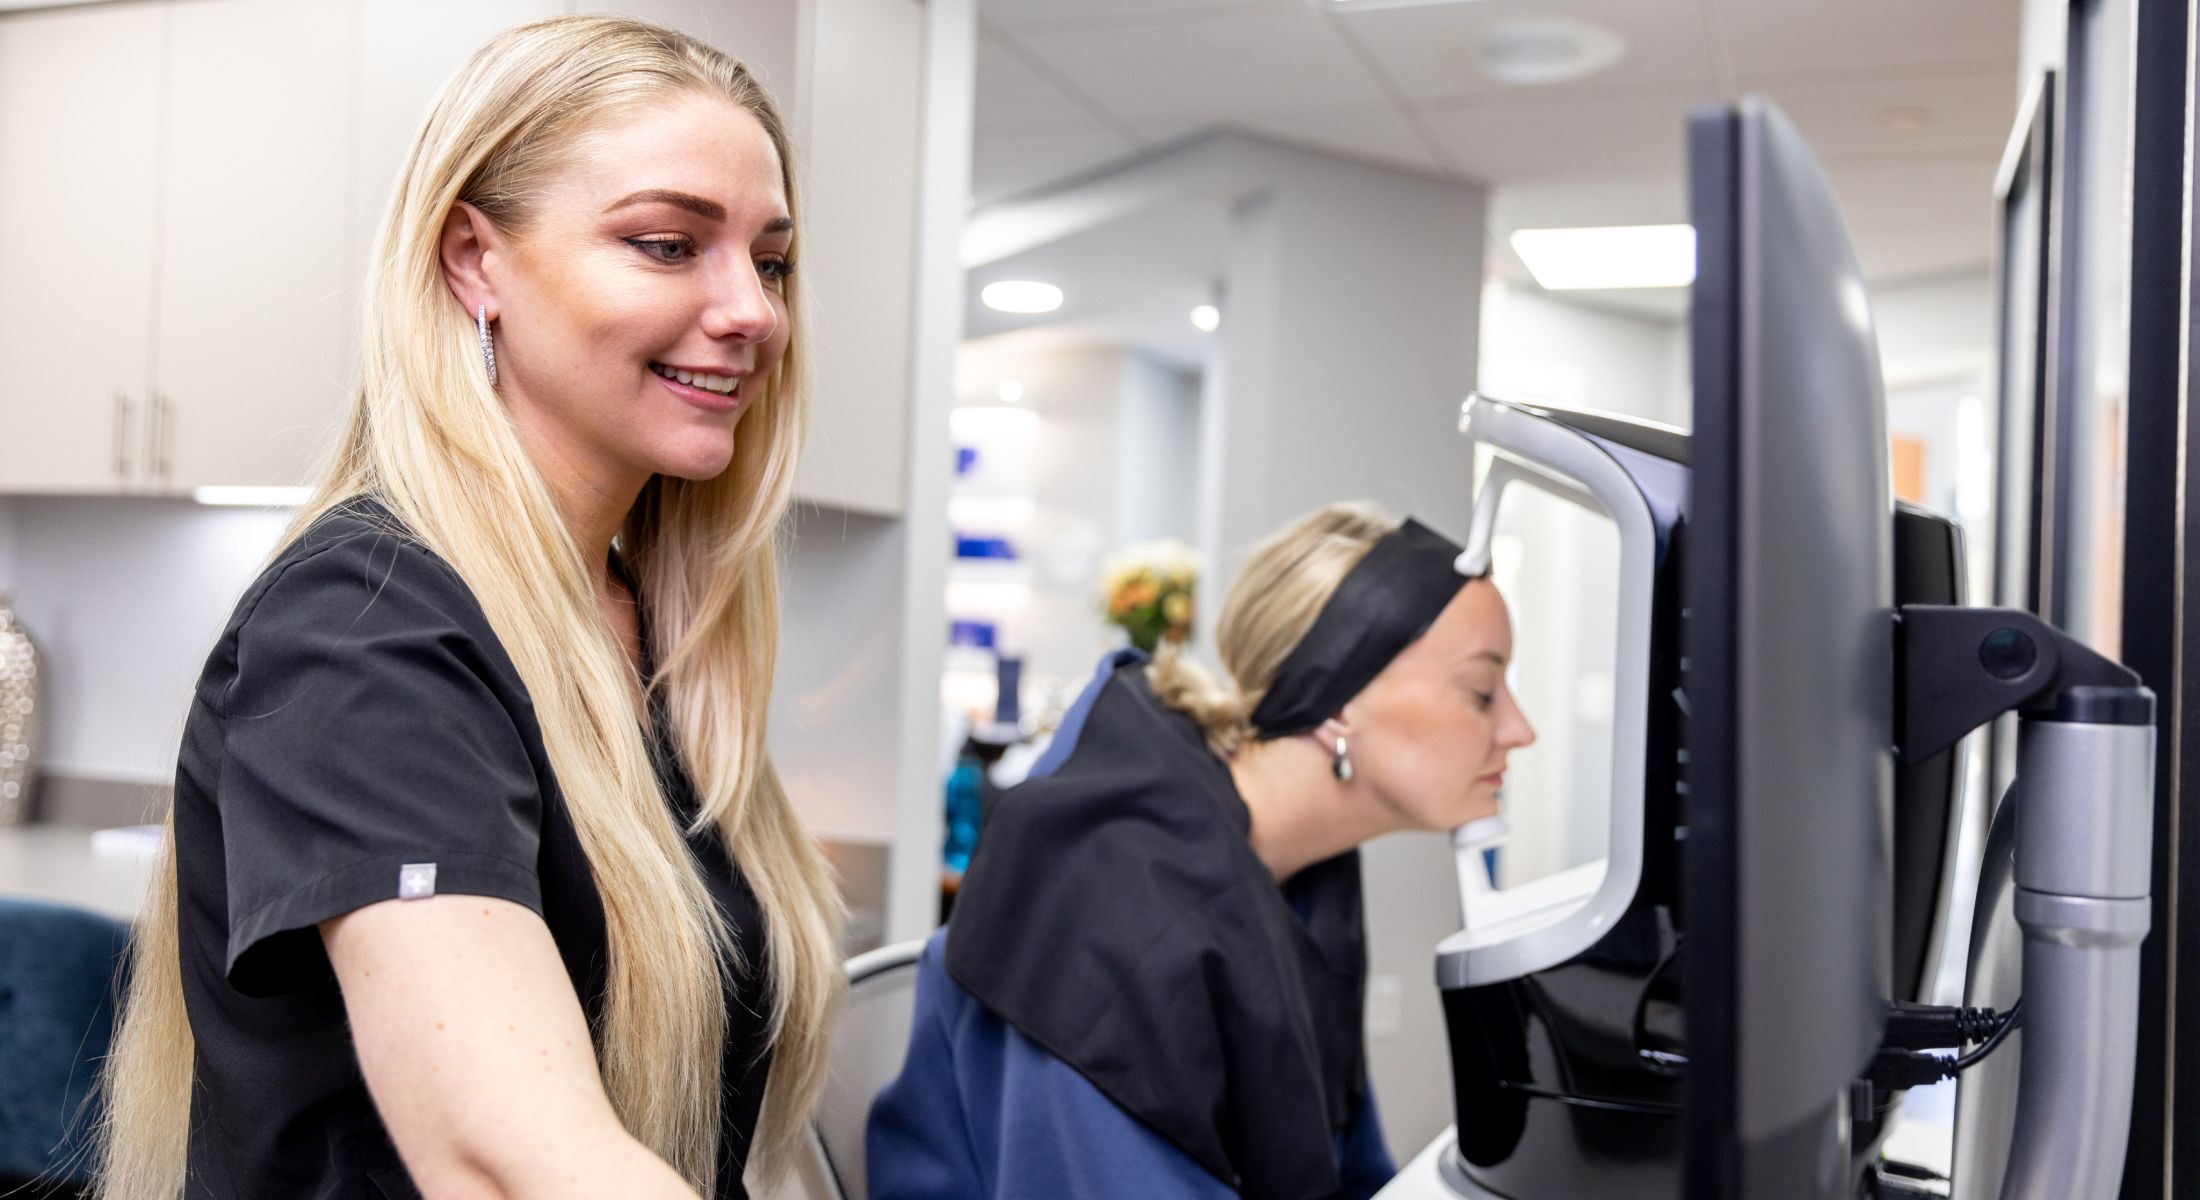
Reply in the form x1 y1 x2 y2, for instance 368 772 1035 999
869 503 1537 1200
96 16 841 1200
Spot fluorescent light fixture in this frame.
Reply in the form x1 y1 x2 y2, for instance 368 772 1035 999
1509 224 1696 290
997 379 1025 404
1190 304 1221 333
981 280 1064 314
193 485 312 507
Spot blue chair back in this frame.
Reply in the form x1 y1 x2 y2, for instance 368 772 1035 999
0 899 129 1186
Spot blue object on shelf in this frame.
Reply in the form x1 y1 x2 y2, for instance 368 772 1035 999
993 656 1023 726
952 534 1018 560
949 619 998 650
955 445 979 476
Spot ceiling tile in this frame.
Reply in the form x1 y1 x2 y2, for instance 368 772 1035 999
1330 0 1716 105
979 0 1291 36
1012 8 1393 123
1821 152 2002 278
1737 64 2020 160
1422 89 1702 182
1710 0 2020 79
975 30 1111 134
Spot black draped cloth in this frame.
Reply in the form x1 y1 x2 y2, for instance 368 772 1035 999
945 662 1368 1200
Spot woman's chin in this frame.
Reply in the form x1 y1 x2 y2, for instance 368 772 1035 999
649 438 738 482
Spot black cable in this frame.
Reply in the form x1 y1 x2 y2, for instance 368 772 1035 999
1948 997 2022 1072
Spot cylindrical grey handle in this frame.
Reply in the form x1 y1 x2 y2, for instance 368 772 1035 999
1996 712 2155 1200
2014 720 2154 900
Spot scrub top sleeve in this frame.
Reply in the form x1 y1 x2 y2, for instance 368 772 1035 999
216 533 546 997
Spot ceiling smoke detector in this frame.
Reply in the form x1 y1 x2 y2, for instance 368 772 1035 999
1477 18 1627 86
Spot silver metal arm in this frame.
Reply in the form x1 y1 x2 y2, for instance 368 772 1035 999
1997 701 2154 1200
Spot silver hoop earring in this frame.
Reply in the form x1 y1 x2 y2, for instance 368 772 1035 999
477 303 498 385
1332 736 1353 783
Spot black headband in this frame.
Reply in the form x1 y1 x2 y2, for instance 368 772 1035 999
1248 518 1476 740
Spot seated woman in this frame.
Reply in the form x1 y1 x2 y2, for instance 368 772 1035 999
868 502 1535 1200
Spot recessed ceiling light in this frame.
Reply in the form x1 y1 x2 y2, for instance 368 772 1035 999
997 379 1025 404
1478 18 1627 86
1190 304 1221 333
981 280 1064 314
1510 224 1696 290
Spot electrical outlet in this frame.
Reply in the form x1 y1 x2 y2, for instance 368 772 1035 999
1366 974 1403 1038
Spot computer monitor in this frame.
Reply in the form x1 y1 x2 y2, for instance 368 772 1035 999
1681 97 1894 1198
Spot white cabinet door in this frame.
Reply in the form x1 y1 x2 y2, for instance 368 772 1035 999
0 2 166 493
788 0 923 517
353 0 565 276
155 0 360 491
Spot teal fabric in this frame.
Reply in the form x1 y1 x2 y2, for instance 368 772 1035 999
0 898 129 1186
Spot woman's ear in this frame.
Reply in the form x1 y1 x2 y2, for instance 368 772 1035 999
439 201 502 319
1318 706 1358 745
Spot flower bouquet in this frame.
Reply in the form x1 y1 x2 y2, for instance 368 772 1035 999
1099 539 1198 654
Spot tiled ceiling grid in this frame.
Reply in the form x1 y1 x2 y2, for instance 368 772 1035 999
972 0 2023 290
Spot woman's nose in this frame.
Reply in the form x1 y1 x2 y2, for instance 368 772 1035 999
702 258 779 343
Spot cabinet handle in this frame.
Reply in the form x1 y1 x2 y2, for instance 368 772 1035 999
143 394 173 483
113 393 133 478
155 395 173 480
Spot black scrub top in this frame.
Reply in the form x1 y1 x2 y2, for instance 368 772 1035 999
170 499 772 1200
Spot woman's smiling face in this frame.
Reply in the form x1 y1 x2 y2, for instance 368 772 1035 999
457 90 795 495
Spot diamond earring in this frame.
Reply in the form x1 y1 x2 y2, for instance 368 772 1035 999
477 303 497 386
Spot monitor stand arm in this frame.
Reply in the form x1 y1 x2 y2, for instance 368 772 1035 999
1897 607 2154 1200
1996 691 2154 1200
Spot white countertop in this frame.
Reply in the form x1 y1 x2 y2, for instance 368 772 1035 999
0 824 160 923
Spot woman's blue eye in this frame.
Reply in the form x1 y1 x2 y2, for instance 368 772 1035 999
758 257 794 284
624 236 692 262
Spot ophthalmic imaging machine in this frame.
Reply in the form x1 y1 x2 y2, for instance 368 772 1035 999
1376 99 2155 1200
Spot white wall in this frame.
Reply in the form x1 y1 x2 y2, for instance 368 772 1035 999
2 498 291 783
946 338 1201 723
1478 283 1689 427
1873 268 1994 390
771 508 909 845
1113 351 1201 548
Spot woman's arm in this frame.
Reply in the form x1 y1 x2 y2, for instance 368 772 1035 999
322 895 699 1200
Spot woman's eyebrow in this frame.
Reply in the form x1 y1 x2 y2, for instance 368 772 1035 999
603 188 725 220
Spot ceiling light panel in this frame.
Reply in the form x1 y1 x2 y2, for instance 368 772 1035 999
1509 224 1696 290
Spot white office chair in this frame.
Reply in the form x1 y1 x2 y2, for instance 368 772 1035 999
772 940 927 1200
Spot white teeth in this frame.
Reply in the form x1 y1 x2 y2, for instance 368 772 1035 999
651 363 738 395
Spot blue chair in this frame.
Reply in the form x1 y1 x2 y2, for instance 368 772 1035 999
0 898 129 1193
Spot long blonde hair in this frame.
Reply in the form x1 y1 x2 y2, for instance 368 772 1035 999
97 16 843 1197
1148 502 1401 756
